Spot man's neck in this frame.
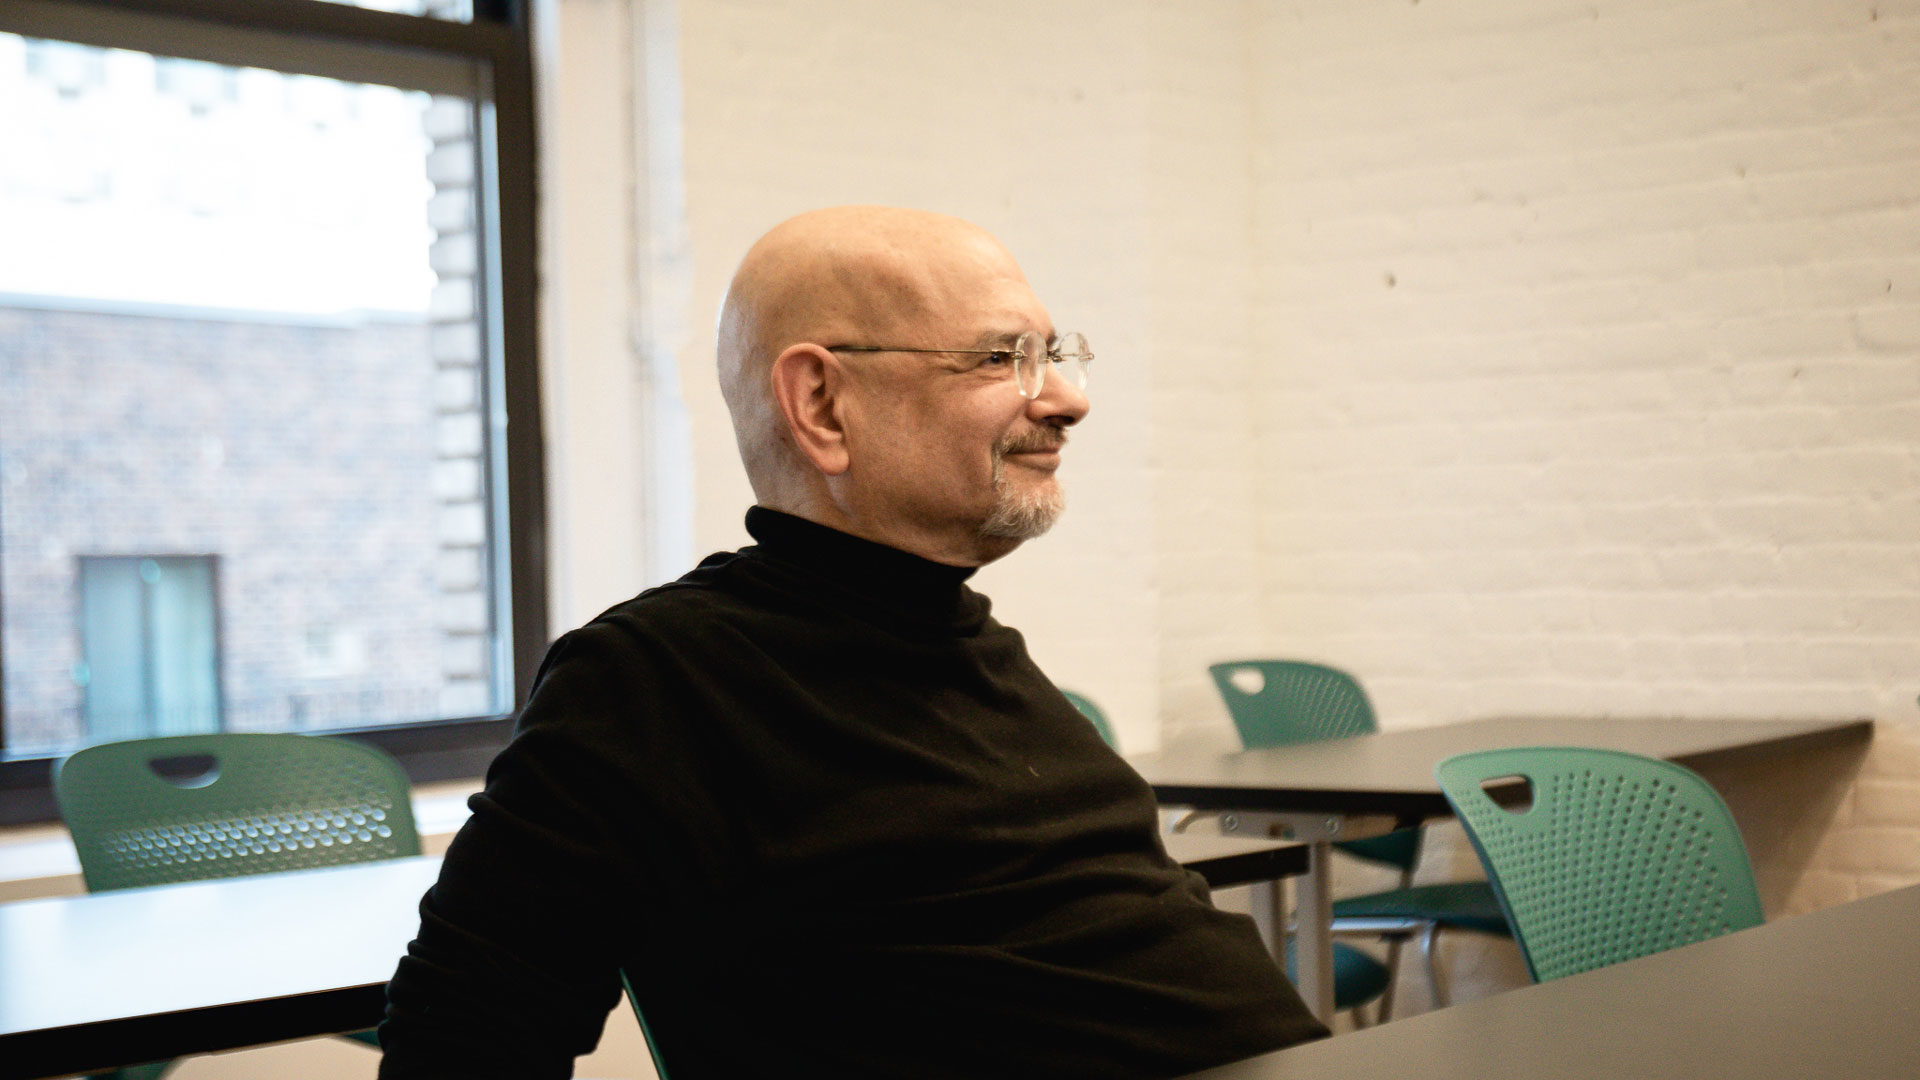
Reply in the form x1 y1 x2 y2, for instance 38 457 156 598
756 500 1018 568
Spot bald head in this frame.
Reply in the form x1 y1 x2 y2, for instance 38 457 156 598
716 206 1029 503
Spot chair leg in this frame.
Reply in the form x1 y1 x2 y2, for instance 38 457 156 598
1372 862 1420 1022
1375 933 1405 1022
1419 922 1446 1010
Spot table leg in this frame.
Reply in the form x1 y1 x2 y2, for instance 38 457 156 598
1294 838 1335 1023
1215 809 1390 1025
1247 872 1281 953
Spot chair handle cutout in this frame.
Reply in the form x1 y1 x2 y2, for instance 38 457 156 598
1225 667 1265 695
146 754 221 789
1480 774 1534 813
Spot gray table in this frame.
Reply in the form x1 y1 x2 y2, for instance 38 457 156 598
1183 881 1920 1079
1 836 1304 1079
1 855 441 1080
1128 716 1873 1021
1164 831 1308 889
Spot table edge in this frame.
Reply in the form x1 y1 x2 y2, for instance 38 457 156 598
7 985 383 1080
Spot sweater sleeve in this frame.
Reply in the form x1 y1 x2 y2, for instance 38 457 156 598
377 624 726 1079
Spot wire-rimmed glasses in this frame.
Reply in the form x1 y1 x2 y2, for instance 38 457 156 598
827 331 1091 399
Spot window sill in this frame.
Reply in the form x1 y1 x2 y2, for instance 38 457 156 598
0 778 481 903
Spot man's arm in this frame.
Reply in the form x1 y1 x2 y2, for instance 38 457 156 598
377 627 712 1078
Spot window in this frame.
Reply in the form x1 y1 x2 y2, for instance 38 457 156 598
0 0 544 824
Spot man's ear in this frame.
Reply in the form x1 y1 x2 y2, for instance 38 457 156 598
770 343 851 476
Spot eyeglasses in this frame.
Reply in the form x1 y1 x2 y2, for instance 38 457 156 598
827 331 1091 399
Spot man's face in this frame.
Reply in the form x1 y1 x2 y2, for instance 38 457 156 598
834 244 1090 566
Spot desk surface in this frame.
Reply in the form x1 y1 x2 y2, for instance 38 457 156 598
1185 881 1920 1079
1 855 441 1079
1132 716 1872 819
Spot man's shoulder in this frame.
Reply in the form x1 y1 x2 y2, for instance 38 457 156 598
522 551 774 705
568 548 774 647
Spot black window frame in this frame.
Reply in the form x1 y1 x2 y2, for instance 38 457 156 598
0 0 546 825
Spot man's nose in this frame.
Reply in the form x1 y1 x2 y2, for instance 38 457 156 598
1027 367 1090 426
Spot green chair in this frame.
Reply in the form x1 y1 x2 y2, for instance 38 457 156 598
1060 689 1117 748
1435 746 1764 983
620 971 674 1080
1204 660 1510 1018
1284 939 1391 1015
55 732 419 1077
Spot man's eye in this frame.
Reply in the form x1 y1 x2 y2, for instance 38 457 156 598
981 350 1016 367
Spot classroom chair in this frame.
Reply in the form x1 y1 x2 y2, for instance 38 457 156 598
1204 660 1511 1018
55 732 419 1078
1435 746 1764 982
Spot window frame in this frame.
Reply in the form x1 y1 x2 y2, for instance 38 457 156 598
0 0 546 825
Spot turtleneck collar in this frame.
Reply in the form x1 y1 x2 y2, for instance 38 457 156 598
742 506 988 633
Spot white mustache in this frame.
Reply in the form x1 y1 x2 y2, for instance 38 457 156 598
996 431 1067 456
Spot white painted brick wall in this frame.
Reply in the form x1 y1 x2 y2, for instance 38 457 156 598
1247 0 1920 1004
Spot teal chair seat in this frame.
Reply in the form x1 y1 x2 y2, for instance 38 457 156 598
1284 941 1393 1013
55 733 419 1077
1328 880 1511 937
1206 660 1514 1018
1435 746 1764 983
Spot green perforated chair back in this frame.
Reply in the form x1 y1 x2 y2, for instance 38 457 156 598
55 732 420 892
1208 660 1377 748
1435 746 1763 983
1206 660 1423 871
1060 689 1117 749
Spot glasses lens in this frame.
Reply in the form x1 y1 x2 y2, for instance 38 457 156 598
1055 332 1090 389
1014 330 1047 398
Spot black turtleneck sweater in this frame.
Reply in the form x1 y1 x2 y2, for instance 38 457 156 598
379 509 1325 1079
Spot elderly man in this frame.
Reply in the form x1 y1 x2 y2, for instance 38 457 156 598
378 207 1325 1079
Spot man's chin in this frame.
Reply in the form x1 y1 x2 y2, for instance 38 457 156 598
980 488 1064 541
